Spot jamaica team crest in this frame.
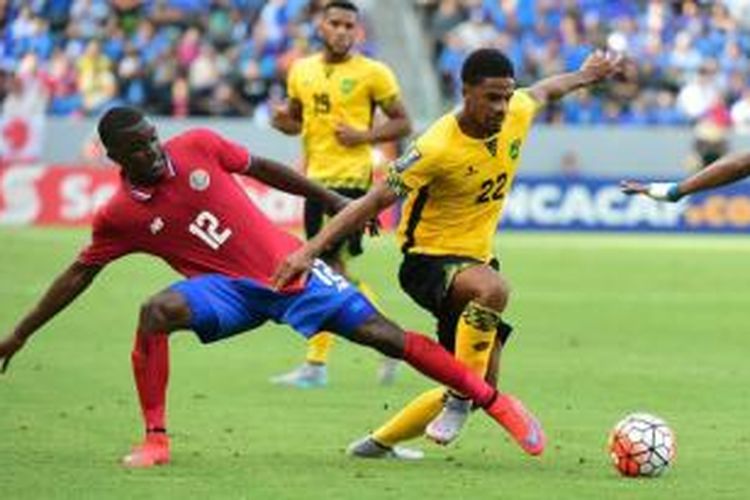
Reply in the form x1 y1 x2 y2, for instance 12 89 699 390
509 139 521 160
340 78 357 95
393 144 422 172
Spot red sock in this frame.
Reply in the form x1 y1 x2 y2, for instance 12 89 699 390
403 331 496 407
131 332 169 433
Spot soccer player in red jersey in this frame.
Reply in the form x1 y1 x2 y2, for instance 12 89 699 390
0 107 544 468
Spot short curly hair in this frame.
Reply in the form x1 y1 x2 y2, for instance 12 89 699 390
324 0 358 15
461 48 515 86
97 106 145 149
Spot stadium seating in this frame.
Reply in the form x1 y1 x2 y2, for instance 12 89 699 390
3 0 750 128
415 0 750 126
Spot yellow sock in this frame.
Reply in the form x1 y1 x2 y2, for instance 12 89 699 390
453 301 501 379
306 332 334 365
368 302 502 447
372 387 446 447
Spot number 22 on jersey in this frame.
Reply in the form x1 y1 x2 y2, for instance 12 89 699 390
475 173 508 204
189 210 232 250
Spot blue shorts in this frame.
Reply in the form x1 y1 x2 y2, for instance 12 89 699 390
170 260 377 344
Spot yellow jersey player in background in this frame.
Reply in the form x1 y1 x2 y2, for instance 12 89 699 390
270 0 412 388
273 47 625 458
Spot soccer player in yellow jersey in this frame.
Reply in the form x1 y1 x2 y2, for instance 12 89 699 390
270 0 412 388
273 47 624 458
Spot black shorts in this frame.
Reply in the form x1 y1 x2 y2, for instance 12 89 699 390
398 253 512 352
304 187 367 261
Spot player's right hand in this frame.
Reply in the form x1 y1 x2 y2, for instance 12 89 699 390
270 102 288 124
580 49 625 83
272 248 315 290
0 333 26 374
365 217 380 237
620 180 650 196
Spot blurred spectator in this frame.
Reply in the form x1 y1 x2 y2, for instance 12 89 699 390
76 39 118 114
417 0 750 128
0 0 373 119
429 0 464 57
685 119 730 171
171 74 190 117
188 43 221 100
730 88 750 134
118 42 146 106
558 150 582 178
1 62 48 165
676 61 722 120
652 90 688 125
2 71 48 117
47 48 81 115
4 0 750 128
68 0 110 40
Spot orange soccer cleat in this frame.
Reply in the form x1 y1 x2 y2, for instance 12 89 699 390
484 393 546 456
122 432 171 468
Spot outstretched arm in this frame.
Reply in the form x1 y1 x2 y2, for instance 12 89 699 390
244 155 349 214
527 50 624 107
272 182 399 288
0 261 102 372
335 97 412 147
621 151 750 201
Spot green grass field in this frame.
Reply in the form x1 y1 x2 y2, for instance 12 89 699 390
2 228 749 499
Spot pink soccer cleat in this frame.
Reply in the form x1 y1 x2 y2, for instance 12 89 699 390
484 393 546 456
122 433 171 468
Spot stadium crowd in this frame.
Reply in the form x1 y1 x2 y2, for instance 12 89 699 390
0 0 376 120
3 0 750 130
416 0 750 129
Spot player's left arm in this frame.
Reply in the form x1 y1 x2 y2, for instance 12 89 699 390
244 156 348 214
272 182 399 289
335 95 412 147
368 95 412 143
335 63 412 147
0 261 103 373
527 50 625 107
273 136 435 289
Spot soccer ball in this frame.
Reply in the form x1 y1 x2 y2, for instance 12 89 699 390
608 412 676 477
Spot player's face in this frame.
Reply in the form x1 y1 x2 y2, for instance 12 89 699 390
320 7 357 58
106 120 167 186
464 77 515 136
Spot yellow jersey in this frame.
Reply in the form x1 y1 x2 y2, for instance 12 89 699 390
287 53 401 189
387 90 540 261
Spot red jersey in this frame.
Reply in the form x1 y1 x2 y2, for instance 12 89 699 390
78 128 303 291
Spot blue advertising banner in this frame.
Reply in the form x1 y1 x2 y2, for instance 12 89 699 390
502 176 750 233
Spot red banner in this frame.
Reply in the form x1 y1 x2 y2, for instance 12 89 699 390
0 165 397 229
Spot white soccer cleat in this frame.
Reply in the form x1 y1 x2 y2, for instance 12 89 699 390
269 363 328 388
346 435 424 460
425 394 472 445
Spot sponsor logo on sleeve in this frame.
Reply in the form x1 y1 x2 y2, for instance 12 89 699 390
393 144 422 173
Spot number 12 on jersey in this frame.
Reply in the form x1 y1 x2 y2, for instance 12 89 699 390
189 211 232 250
